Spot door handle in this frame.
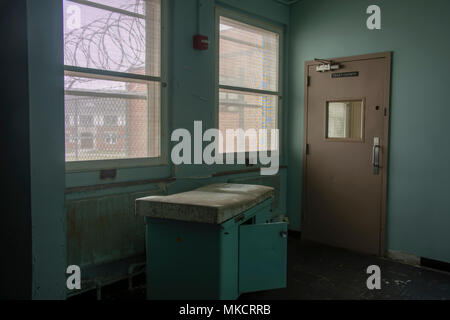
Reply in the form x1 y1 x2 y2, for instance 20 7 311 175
372 137 381 175
280 231 288 239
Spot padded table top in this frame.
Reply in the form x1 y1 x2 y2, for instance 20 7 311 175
136 183 274 225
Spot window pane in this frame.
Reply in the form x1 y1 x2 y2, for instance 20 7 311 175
65 76 161 162
219 89 278 153
327 101 363 140
63 0 161 76
219 16 279 92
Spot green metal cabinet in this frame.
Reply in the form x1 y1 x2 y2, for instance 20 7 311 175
144 199 288 300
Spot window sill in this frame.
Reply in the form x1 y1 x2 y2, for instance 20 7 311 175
65 157 168 173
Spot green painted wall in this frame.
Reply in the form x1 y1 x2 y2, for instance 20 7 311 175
1 0 66 300
27 0 67 299
288 0 450 262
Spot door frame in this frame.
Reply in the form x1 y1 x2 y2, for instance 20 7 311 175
302 52 392 256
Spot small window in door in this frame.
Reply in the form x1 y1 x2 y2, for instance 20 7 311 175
326 100 364 141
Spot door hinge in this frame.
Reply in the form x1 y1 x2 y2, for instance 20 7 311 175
306 144 310 155
307 76 311 87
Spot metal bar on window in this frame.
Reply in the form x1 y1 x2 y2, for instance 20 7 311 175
67 0 146 19
219 84 281 97
219 102 264 109
65 89 148 100
64 66 163 84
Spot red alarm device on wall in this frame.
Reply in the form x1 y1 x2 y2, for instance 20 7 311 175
193 34 209 50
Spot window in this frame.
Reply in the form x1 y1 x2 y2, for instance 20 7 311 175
217 12 282 154
326 101 364 140
63 0 165 167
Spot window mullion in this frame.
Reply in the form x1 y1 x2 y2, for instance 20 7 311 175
65 89 148 100
64 66 162 84
68 0 146 19
218 84 281 97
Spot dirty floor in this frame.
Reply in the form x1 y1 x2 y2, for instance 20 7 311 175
242 235 450 300
70 236 450 300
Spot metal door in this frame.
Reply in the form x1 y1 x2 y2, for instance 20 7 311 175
303 52 392 255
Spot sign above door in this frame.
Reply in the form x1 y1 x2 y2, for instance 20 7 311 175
332 71 360 78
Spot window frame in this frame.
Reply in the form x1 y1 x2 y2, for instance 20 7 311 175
214 7 284 157
64 0 168 173
325 98 366 143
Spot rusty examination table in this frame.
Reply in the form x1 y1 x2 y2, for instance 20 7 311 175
136 183 288 300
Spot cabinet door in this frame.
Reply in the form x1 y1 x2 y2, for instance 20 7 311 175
239 222 288 294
